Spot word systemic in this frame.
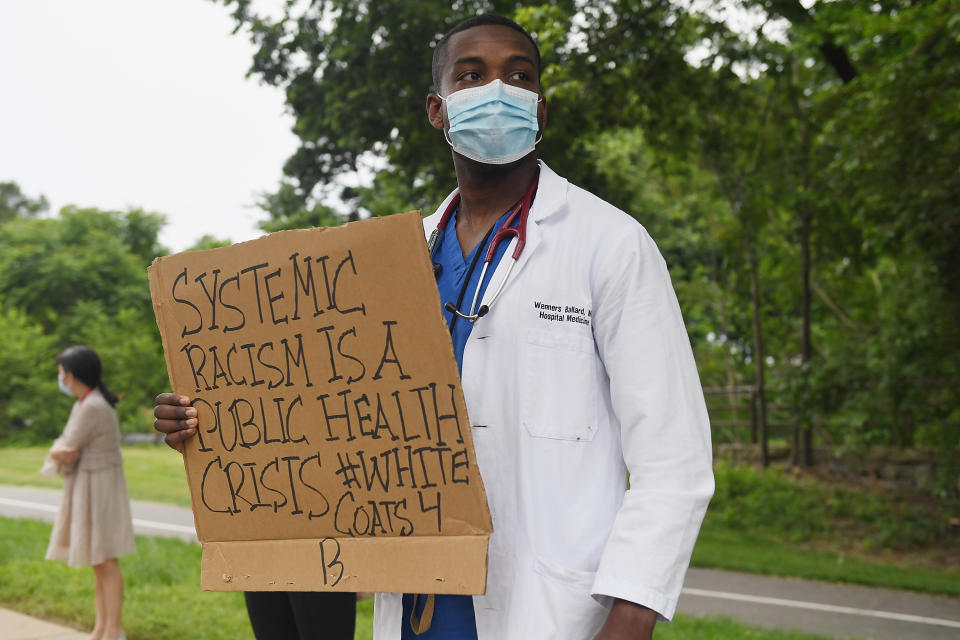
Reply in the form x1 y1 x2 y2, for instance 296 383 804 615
166 248 471 539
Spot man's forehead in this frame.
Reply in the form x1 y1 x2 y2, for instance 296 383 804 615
444 24 537 65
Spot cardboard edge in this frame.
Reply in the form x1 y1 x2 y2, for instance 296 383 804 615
146 258 175 392
147 257 207 539
201 534 490 594
399 212 496 534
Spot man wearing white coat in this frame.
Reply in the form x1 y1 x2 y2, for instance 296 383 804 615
379 14 714 640
154 13 713 640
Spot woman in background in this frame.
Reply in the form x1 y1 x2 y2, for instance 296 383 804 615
46 345 136 640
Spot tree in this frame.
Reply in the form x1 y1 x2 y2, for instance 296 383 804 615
820 0 960 320
772 0 960 458
0 207 163 326
0 206 170 437
188 234 234 251
0 306 58 439
211 0 960 474
255 183 349 232
0 181 48 225
214 0 704 214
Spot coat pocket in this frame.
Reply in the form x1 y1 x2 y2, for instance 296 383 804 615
531 556 609 640
520 327 598 441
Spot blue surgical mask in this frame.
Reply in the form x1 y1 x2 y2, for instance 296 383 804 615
58 374 73 396
441 79 542 164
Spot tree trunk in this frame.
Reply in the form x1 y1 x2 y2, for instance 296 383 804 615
800 212 814 466
710 240 744 442
750 242 770 467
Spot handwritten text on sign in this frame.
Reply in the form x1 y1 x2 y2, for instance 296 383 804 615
148 214 492 570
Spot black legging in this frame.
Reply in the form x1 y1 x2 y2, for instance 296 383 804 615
244 591 356 640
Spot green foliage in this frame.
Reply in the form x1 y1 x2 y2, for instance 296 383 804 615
821 0 960 305
255 182 349 231
0 199 169 440
801 254 960 451
187 234 234 251
215 0 703 208
709 462 948 550
0 181 48 224
0 207 161 324
207 0 960 479
771 0 960 464
0 306 59 440
1 0 957 484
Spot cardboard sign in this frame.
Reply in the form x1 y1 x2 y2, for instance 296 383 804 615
148 212 492 593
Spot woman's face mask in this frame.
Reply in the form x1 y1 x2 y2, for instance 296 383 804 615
441 79 542 165
58 373 73 396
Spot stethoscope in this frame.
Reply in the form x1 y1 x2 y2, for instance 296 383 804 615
427 169 540 328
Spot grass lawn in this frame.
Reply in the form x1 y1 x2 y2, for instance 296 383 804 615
1 517 253 640
697 461 960 597
0 517 829 640
0 444 191 506
2 445 957 637
693 522 960 597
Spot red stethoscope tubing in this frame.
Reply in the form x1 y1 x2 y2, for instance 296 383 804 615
428 167 540 322
429 170 540 322
433 168 539 260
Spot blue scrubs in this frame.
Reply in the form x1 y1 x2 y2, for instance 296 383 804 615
400 207 514 639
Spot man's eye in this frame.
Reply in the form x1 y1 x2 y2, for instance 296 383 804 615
510 71 531 81
460 71 481 81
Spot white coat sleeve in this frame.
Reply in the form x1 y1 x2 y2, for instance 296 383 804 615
589 223 714 621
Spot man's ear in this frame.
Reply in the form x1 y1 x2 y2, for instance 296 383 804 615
537 94 548 135
426 93 445 131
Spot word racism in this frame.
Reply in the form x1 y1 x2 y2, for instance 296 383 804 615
154 237 474 541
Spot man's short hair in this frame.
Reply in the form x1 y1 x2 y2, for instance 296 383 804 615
431 14 542 94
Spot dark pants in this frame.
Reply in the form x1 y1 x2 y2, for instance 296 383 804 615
244 591 356 640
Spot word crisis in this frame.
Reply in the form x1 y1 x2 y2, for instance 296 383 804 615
197 451 452 536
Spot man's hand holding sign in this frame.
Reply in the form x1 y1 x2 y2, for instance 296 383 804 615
149 213 492 594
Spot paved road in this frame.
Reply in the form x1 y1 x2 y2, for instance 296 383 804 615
3 484 959 639
681 568 960 639
0 484 196 542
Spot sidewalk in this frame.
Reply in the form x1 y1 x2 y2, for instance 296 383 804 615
0 606 86 640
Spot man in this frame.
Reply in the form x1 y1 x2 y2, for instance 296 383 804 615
155 14 713 640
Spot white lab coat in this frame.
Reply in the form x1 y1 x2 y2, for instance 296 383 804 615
374 161 714 640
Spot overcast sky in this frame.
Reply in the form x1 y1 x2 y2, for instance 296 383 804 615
0 1 789 255
0 0 297 252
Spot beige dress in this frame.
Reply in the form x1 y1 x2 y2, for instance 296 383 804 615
46 389 136 567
